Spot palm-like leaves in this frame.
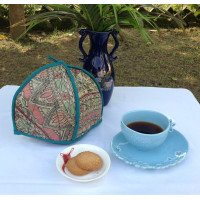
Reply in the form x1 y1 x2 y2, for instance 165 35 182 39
18 4 183 42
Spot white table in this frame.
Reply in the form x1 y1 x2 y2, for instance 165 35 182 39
0 85 200 195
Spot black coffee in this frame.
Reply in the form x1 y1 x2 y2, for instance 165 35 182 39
127 121 163 134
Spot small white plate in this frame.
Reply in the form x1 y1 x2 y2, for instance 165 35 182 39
56 144 111 182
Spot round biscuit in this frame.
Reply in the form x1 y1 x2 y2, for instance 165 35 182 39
75 151 103 171
65 157 90 176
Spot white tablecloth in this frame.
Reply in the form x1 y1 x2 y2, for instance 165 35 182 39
0 85 200 195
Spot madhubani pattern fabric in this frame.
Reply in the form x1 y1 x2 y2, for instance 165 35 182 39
13 63 103 144
70 69 102 138
14 65 76 141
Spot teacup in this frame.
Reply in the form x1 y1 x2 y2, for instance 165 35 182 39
121 110 175 151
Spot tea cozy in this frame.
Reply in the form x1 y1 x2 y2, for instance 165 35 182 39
12 57 103 144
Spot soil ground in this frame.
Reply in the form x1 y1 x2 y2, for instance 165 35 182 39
0 28 200 102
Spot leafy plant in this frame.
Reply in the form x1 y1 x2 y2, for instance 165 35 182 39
0 4 43 18
17 4 159 42
153 4 200 25
149 4 187 29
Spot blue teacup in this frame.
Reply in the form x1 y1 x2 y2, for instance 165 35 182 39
121 110 175 151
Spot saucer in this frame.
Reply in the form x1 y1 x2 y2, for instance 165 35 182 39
111 129 188 169
56 144 111 182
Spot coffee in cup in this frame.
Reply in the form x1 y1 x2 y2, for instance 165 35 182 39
121 110 175 150
127 121 163 134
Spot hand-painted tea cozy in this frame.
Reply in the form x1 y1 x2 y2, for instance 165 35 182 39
12 57 103 144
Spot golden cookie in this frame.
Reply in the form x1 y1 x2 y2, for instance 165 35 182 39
75 151 103 171
65 157 90 176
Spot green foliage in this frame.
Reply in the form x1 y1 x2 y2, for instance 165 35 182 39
155 4 200 18
19 4 159 42
0 4 44 30
0 4 9 30
3 4 197 41
0 4 8 19
0 4 43 18
157 4 200 12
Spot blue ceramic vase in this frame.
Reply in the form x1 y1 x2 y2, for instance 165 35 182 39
79 29 119 106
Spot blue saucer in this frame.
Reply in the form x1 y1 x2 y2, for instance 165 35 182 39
111 129 188 169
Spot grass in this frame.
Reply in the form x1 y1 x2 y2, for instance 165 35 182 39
0 28 200 102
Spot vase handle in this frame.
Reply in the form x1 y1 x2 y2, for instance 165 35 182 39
79 29 88 62
109 30 119 62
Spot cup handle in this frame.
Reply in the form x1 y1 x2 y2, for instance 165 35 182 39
169 119 176 132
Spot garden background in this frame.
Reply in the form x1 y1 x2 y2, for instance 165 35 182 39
0 4 200 101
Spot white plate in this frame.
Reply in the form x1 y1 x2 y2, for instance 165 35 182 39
56 144 111 182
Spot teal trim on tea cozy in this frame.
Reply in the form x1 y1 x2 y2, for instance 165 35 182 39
13 119 102 144
49 58 103 140
11 61 64 137
61 61 80 141
48 55 59 62
67 65 104 117
12 56 103 144
47 55 104 114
